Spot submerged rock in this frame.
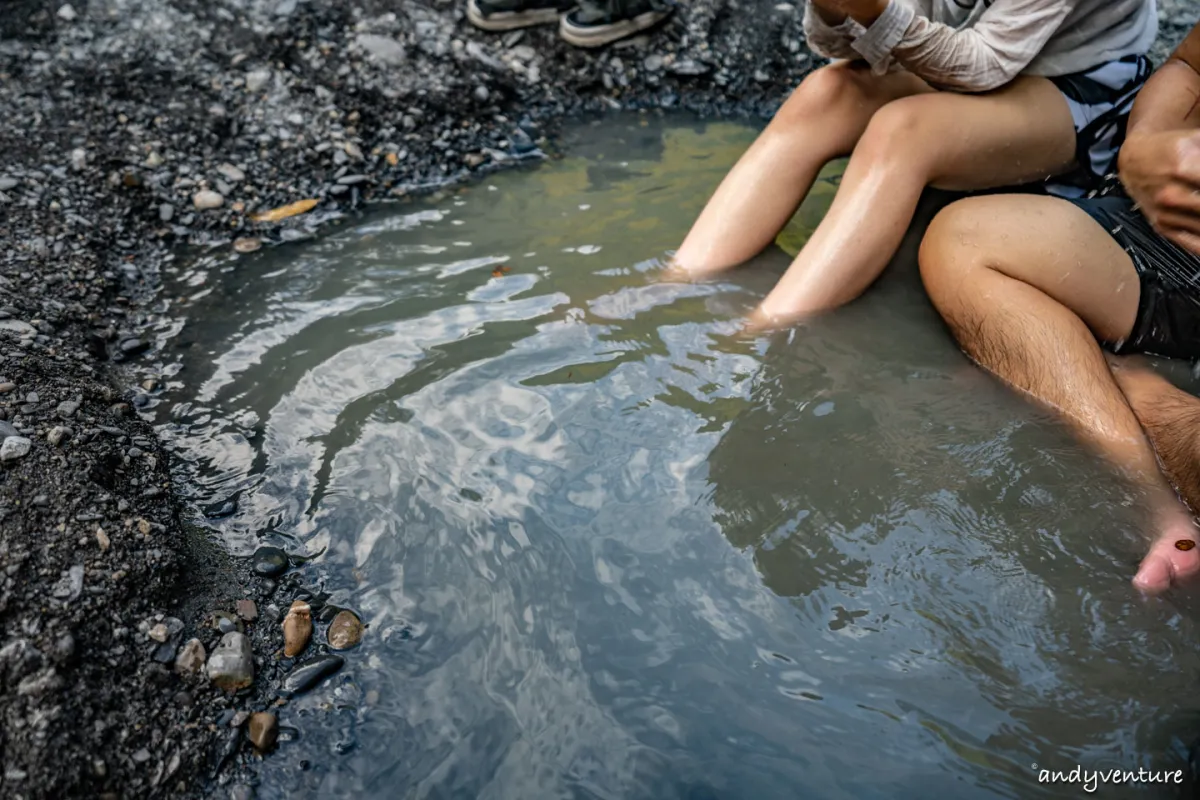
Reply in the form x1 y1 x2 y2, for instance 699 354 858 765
327 610 363 650
207 632 253 691
248 712 278 753
279 654 343 697
252 546 288 577
233 237 261 254
282 600 311 658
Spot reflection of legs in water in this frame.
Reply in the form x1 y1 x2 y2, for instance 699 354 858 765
676 71 1077 330
919 194 1200 594
673 62 932 277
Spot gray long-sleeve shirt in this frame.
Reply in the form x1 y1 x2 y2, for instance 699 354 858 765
803 0 1158 92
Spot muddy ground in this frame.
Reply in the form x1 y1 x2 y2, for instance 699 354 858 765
0 1 1195 798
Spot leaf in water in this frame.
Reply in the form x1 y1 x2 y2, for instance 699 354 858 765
491 266 511 278
251 198 319 223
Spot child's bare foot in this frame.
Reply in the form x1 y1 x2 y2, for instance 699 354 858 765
1133 509 1200 594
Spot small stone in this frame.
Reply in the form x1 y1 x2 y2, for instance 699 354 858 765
152 642 177 664
193 190 224 210
0 383 14 394
464 152 487 169
245 69 272 93
0 421 19 439
218 616 237 635
473 85 489 102
644 54 664 72
143 152 164 169
132 748 151 764
142 378 158 392
248 712 279 753
327 610 364 650
50 633 76 664
95 527 110 551
279 654 344 697
342 142 364 161
1 436 31 462
148 623 170 643
233 238 262 254
231 710 250 728
0 320 35 337
206 632 253 691
52 565 84 601
336 174 368 186
236 599 258 622
70 148 87 171
158 204 174 222
282 600 312 658
175 638 206 676
230 784 254 800
56 400 79 418
252 546 288 577
120 338 150 356
47 426 72 446
356 33 406 66
57 4 77 21
217 163 245 182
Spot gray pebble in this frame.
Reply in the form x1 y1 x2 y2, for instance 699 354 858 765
0 436 31 462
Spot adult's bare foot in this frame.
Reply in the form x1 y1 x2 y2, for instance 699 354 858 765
1133 509 1200 594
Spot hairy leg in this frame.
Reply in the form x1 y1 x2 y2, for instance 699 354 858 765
1112 363 1200 512
750 76 1077 329
920 194 1200 594
672 62 932 277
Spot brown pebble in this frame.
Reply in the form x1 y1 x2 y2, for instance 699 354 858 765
95 527 110 551
247 712 278 753
236 599 258 621
282 600 312 657
1176 539 1196 551
233 237 262 254
327 610 364 650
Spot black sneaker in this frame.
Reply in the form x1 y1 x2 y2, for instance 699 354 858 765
467 0 573 31
559 0 673 47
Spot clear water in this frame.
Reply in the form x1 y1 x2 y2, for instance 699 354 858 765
156 115 1200 799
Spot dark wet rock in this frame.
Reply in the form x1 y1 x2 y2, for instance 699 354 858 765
206 632 253 692
279 654 344 697
152 642 177 664
327 610 364 650
248 712 278 753
118 338 150 356
252 546 289 577
0 421 19 439
175 638 206 677
204 497 237 518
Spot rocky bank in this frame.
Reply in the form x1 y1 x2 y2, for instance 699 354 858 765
0 0 1195 798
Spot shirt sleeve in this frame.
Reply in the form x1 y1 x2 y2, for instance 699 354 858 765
851 0 1076 93
802 2 868 61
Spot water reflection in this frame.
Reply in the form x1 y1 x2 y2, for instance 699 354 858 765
156 115 1200 800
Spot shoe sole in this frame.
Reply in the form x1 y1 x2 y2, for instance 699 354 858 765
467 0 563 31
559 7 672 47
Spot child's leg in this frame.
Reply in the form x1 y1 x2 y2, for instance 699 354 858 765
673 62 932 277
751 76 1078 329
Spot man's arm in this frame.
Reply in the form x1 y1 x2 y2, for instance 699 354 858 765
1119 23 1200 253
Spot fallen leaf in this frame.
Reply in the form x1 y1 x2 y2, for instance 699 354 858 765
491 266 511 278
251 198 319 223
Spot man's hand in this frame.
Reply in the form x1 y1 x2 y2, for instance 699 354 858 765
1119 129 1200 255
810 0 888 26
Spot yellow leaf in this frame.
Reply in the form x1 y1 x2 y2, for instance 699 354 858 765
251 198 319 223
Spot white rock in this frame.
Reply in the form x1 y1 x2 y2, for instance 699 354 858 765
245 69 272 93
192 190 224 210
56 4 77 21
0 436 31 462
70 148 87 171
216 163 245 182
0 320 34 337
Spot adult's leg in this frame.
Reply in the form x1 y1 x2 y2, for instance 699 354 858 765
672 62 932 277
919 194 1200 594
750 76 1077 329
1113 364 1200 512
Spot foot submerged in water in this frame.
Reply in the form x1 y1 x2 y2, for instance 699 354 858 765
1133 512 1200 594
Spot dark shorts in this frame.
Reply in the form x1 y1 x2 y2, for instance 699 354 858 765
1067 195 1200 360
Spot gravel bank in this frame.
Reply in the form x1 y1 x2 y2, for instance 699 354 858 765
0 0 1194 798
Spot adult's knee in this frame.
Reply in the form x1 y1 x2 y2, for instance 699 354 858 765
855 96 928 167
918 199 996 315
772 63 869 130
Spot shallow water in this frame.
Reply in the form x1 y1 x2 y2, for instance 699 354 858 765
158 115 1200 799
